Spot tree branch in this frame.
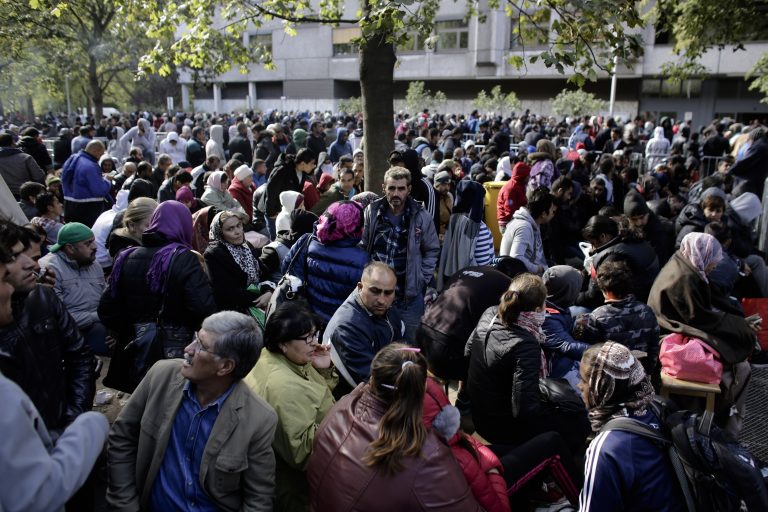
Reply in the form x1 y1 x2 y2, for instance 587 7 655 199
240 0 360 25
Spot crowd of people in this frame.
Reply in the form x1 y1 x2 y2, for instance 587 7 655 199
0 105 767 511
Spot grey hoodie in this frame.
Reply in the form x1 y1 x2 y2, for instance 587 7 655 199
499 207 547 274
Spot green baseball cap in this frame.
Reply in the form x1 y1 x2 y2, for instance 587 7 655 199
49 222 94 253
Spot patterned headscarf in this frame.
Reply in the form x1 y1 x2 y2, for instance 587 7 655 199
316 200 363 244
680 232 723 283
583 342 654 431
209 211 260 286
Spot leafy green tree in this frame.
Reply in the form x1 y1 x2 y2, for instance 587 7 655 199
404 81 446 116
0 0 159 119
550 89 605 118
337 96 362 115
473 86 521 117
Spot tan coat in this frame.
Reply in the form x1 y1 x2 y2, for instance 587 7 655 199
107 359 278 512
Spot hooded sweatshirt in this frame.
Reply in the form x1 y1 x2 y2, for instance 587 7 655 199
119 119 156 165
276 191 304 233
205 125 226 164
497 162 530 229
328 128 352 163
499 207 547 274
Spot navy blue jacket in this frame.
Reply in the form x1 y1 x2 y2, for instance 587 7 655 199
323 291 405 386
282 233 369 323
542 303 589 379
580 410 685 512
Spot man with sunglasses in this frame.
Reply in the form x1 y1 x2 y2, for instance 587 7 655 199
108 311 278 512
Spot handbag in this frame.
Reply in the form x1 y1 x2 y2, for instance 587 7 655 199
265 234 313 320
539 377 587 414
659 333 723 384
103 248 191 393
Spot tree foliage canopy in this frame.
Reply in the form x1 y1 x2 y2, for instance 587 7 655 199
404 81 446 115
473 86 521 117
550 89 605 118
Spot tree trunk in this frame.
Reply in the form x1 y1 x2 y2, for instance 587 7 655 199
360 34 396 193
25 95 34 121
88 54 104 121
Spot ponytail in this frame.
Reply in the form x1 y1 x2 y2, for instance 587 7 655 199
498 273 547 328
364 344 427 475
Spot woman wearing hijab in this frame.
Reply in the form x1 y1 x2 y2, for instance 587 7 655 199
281 201 369 323
437 180 494 289
527 139 559 192
578 342 686 512
645 126 671 171
200 170 243 212
204 210 274 314
98 200 216 392
540 265 588 389
466 273 590 452
649 233 755 437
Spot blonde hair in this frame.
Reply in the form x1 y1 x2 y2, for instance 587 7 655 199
115 197 158 240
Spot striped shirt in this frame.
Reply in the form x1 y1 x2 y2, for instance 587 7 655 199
475 222 495 266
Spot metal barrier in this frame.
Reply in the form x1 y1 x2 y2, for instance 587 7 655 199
699 156 727 179
628 152 646 174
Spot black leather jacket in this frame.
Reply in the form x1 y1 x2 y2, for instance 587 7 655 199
0 285 95 434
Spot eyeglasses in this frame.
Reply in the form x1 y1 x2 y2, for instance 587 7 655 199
192 334 220 357
296 331 320 345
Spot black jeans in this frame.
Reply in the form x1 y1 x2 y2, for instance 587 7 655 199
490 431 582 505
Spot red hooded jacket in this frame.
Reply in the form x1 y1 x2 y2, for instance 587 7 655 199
422 377 511 512
497 162 531 230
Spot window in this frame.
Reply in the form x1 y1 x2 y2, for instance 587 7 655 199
436 20 469 51
332 27 361 56
249 33 272 55
641 78 702 98
398 31 424 53
509 9 551 49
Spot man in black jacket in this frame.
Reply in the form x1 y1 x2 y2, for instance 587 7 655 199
0 221 95 437
261 149 316 239
307 121 328 157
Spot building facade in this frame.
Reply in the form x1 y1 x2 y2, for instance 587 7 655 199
178 2 768 126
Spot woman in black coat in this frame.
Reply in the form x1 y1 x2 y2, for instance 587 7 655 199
98 200 216 392
204 210 274 315
466 273 590 453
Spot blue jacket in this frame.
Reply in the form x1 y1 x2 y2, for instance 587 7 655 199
61 151 112 203
282 234 369 323
327 129 352 163
323 290 405 386
542 303 589 378
580 410 686 512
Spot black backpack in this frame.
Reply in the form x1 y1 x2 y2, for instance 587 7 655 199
604 402 768 512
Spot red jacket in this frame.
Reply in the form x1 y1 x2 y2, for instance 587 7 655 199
497 162 531 230
423 378 511 512
228 178 255 220
302 180 321 211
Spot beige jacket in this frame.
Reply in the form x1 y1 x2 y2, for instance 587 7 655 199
107 359 278 512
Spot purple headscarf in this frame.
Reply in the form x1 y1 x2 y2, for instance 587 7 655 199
316 200 363 244
109 200 194 295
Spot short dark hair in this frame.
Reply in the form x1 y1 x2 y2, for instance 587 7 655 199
596 259 633 297
34 192 57 215
295 148 316 164
263 302 319 353
0 220 22 258
137 161 153 176
704 221 731 244
174 172 193 185
0 134 13 147
701 194 725 211
20 181 45 201
551 176 573 194
527 187 555 219
582 215 619 242
192 126 204 139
